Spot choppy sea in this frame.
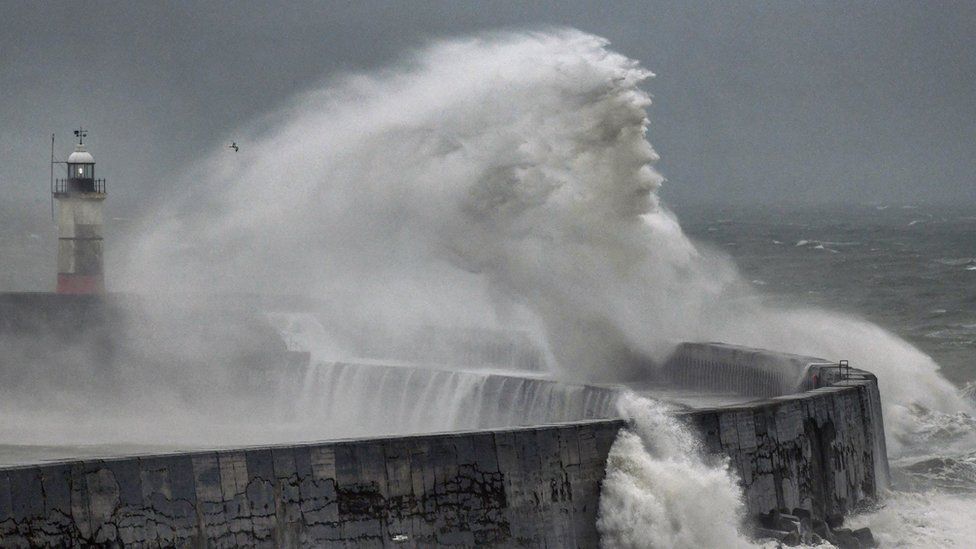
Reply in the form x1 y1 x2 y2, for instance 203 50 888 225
679 202 976 547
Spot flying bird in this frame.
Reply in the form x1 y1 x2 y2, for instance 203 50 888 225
228 142 239 152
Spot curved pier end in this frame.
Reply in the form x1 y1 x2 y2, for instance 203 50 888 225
680 363 889 524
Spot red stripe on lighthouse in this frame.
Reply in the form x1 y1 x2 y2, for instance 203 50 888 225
57 274 104 294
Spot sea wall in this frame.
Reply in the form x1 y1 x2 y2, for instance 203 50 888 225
0 295 888 546
0 421 624 548
660 342 825 397
0 363 887 547
685 365 889 522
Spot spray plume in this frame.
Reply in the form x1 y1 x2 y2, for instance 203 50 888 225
597 393 757 548
118 28 969 443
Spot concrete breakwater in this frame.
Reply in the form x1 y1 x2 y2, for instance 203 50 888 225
0 362 887 547
0 293 888 546
0 421 622 548
686 364 889 524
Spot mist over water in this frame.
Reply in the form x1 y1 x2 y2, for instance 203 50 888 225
77 28 976 546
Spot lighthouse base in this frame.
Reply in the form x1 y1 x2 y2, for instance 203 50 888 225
57 274 104 294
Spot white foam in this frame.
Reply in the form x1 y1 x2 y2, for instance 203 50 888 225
847 491 976 548
597 393 758 548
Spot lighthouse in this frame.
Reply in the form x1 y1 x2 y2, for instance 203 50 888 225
53 129 106 294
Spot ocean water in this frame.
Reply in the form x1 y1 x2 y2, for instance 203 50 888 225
678 202 976 388
677 202 976 547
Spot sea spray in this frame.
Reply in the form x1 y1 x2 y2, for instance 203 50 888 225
705 304 972 454
597 392 757 548
597 393 849 548
116 29 734 381
839 385 976 547
112 35 976 547
117 30 967 447
846 491 976 548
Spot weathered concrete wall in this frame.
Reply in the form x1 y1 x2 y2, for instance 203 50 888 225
0 365 887 547
683 365 889 523
0 421 623 548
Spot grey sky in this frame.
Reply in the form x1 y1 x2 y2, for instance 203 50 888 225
2 0 974 227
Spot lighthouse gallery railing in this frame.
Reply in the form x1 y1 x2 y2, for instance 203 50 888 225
53 178 106 194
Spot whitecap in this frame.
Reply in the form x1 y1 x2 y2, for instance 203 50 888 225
936 258 974 266
848 490 976 548
963 383 976 407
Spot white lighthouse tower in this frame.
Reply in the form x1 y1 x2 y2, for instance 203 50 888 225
53 128 106 294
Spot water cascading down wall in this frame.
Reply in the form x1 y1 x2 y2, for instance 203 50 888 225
0 294 888 547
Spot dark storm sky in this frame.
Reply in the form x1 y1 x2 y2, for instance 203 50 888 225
2 0 975 223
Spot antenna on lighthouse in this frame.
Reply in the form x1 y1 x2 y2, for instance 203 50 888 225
50 133 55 221
49 133 69 221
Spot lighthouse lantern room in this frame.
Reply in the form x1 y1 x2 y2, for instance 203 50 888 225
53 128 107 294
